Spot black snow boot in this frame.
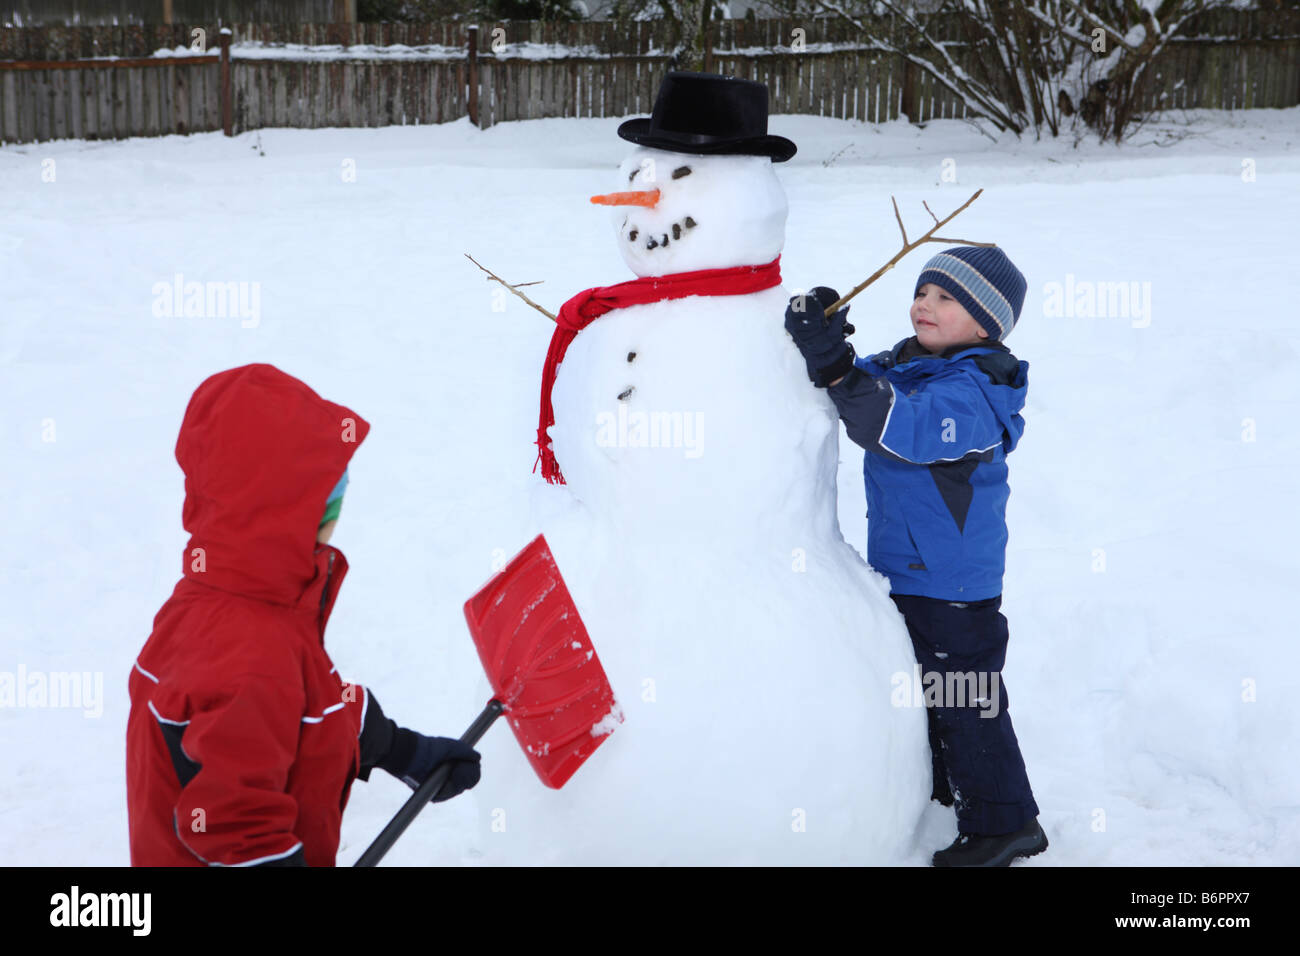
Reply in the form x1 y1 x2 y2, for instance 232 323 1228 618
932 817 1048 867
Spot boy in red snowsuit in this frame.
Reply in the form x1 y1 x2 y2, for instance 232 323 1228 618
126 364 479 866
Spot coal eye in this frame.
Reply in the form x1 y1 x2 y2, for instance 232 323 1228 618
672 166 692 179
628 168 638 184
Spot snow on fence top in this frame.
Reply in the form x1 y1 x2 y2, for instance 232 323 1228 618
138 38 896 62
4 11 1297 63
156 41 615 62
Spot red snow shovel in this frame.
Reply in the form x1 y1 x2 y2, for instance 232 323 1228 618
354 534 620 866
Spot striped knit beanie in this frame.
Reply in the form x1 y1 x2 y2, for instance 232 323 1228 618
914 245 1026 342
320 468 348 528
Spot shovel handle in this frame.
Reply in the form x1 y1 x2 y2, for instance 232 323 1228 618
353 698 505 867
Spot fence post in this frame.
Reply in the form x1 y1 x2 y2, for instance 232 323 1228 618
220 27 232 136
901 60 918 123
468 25 479 128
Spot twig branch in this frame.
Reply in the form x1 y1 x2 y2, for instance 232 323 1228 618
465 253 557 322
891 197 909 246
824 189 994 316
1059 0 1140 52
823 0 1026 133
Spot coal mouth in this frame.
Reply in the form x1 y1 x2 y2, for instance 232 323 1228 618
624 215 698 251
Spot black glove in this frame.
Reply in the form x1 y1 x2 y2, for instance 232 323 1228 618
784 286 857 388
379 729 482 804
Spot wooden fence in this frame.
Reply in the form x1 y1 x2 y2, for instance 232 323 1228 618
2 1 347 26
0 53 220 140
2 11 1298 145
473 51 918 130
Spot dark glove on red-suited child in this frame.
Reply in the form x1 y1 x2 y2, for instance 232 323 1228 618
383 730 481 803
359 690 482 803
784 286 856 388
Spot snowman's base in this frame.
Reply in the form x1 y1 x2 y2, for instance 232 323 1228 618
469 506 933 866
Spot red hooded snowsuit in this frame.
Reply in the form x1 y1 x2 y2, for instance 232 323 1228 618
127 364 371 866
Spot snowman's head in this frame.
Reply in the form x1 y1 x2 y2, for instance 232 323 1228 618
593 147 788 278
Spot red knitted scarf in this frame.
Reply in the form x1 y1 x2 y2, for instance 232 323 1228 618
535 256 782 484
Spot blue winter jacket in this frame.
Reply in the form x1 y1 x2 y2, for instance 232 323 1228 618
827 336 1028 600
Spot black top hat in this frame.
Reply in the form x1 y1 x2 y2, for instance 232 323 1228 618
617 71 797 163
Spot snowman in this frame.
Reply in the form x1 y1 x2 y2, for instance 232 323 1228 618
476 72 930 864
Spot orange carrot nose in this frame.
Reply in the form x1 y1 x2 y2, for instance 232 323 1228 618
590 188 660 208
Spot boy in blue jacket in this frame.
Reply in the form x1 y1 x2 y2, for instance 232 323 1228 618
784 246 1047 867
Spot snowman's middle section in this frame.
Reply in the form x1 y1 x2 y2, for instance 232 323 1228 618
548 285 844 547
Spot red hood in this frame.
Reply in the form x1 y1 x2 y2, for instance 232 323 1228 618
175 364 370 605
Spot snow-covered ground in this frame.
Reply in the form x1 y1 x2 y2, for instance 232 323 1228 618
2 106 1297 865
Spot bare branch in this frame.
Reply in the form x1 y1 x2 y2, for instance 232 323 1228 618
1060 0 1140 51
825 189 989 316
891 196 909 245
1026 1 1096 48
465 253 557 322
812 0 1025 132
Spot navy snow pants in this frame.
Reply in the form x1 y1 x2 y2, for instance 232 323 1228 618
890 592 1039 835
